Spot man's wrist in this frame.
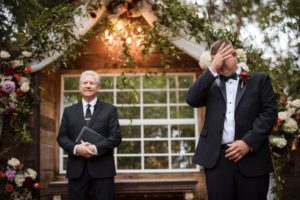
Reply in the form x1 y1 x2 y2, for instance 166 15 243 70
73 145 79 155
92 145 98 155
208 66 218 77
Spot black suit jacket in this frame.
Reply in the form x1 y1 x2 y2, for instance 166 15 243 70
57 100 122 179
186 69 277 177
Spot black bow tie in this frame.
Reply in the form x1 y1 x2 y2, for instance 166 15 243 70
220 73 238 82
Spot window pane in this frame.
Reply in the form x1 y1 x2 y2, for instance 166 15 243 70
178 76 193 88
171 140 195 153
61 74 198 173
169 91 187 103
170 106 194 118
64 92 81 107
118 157 141 169
172 156 195 169
117 76 140 89
145 156 168 169
144 107 167 119
97 92 113 104
118 141 141 154
169 76 176 88
121 125 140 138
144 125 168 138
100 76 114 89
143 91 167 104
143 76 167 89
118 107 140 119
117 91 140 104
144 141 168 153
171 125 195 138
64 77 79 90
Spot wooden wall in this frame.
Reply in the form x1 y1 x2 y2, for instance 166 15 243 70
38 69 60 198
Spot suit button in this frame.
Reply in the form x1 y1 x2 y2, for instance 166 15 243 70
219 130 222 134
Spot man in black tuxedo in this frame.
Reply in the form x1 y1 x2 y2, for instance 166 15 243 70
57 70 122 200
186 39 277 200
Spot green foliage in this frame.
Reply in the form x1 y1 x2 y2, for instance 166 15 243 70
204 0 300 99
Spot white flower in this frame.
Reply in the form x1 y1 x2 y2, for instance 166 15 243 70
14 174 25 187
282 118 298 133
287 107 296 115
21 81 30 92
238 62 250 71
290 99 300 109
19 77 30 85
22 51 32 58
199 51 211 69
185 192 194 200
0 75 13 84
236 49 247 63
0 50 11 59
8 157 20 168
11 60 24 68
25 168 37 180
278 111 291 120
11 189 32 200
269 136 287 148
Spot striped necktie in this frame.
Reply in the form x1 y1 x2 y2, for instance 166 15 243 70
85 104 92 125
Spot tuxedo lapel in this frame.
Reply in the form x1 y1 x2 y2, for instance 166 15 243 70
235 80 247 111
76 101 85 127
216 78 226 104
88 100 104 128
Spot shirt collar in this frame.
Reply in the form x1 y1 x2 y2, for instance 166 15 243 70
82 97 97 107
235 66 242 75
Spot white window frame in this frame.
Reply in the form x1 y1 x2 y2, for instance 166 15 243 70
59 73 200 174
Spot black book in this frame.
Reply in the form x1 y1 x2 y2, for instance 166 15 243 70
75 126 105 144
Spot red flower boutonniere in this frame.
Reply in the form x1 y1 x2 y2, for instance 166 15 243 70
239 69 250 88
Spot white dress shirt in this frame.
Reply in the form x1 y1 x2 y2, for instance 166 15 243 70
73 97 98 155
82 98 97 117
208 67 241 144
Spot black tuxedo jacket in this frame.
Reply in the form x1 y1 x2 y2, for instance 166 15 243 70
57 100 122 179
186 69 277 177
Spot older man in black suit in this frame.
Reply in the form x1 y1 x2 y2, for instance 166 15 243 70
186 39 277 200
57 70 122 200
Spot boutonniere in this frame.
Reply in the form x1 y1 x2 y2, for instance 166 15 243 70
239 68 250 88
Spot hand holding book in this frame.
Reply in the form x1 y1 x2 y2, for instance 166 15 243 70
75 126 105 144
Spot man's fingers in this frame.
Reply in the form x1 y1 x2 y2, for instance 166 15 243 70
234 155 243 162
216 42 225 53
218 44 232 54
86 148 96 155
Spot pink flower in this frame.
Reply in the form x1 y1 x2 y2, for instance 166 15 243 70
5 169 16 181
239 69 250 88
2 80 16 93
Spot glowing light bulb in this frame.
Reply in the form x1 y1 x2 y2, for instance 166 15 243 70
126 37 132 44
116 21 123 31
136 39 142 46
137 27 142 33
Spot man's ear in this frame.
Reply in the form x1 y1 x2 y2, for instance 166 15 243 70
232 50 237 57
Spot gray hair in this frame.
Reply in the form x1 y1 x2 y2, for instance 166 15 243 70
80 70 100 85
